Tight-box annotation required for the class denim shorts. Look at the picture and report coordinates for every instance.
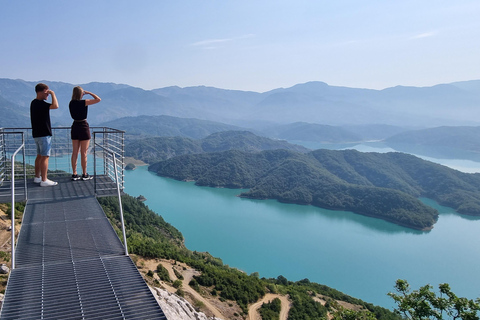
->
[34,136,52,157]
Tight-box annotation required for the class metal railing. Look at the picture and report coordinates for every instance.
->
[92,128,125,195]
[0,127,125,194]
[93,130,128,255]
[0,126,128,267]
[0,130,28,202]
[8,135,25,270]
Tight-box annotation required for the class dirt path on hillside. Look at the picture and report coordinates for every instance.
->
[147,259,227,319]
[145,259,369,320]
[248,293,291,320]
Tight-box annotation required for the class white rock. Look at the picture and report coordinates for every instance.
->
[0,264,9,274]
[150,287,223,320]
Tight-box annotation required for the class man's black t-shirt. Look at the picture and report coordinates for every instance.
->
[30,99,52,138]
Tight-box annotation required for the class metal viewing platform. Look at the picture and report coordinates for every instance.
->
[0,128,167,319]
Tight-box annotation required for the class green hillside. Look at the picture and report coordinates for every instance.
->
[98,194,400,319]
[149,149,480,230]
[102,115,243,139]
[386,126,480,151]
[126,131,309,163]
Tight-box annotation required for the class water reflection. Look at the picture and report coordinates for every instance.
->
[238,196,424,235]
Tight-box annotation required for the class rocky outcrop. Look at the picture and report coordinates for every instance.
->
[151,287,223,320]
[0,264,10,274]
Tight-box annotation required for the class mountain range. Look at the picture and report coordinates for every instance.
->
[2,78,480,129]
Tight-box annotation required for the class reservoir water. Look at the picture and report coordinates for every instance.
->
[123,145,480,309]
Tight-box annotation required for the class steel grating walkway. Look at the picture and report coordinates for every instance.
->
[0,177,167,319]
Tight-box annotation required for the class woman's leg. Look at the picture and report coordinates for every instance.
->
[80,139,91,175]
[71,140,81,175]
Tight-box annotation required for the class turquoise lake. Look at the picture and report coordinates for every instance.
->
[123,146,480,309]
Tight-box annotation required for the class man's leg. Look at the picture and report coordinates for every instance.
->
[40,155,49,182]
[34,155,42,179]
[36,136,57,187]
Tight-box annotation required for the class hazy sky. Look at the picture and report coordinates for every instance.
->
[1,1,479,92]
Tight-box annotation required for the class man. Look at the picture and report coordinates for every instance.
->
[30,83,59,187]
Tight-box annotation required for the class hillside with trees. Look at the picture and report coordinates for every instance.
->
[0,95,29,127]
[149,149,480,230]
[125,131,309,163]
[385,126,480,161]
[97,194,401,320]
[102,115,244,139]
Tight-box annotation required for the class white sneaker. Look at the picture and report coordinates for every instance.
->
[40,179,58,187]
[33,176,42,183]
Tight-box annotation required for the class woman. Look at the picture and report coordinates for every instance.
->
[69,86,101,181]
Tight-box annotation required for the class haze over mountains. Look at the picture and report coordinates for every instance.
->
[3,78,480,162]
[2,78,480,129]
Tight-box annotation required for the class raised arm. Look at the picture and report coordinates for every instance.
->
[48,90,59,109]
[84,91,101,106]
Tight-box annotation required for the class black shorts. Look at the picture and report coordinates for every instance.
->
[71,120,91,141]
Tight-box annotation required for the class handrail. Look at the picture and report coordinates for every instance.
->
[113,153,129,256]
[0,127,125,183]
[10,140,25,270]
[93,139,128,256]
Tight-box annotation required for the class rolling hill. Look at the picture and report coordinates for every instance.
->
[126,131,309,163]
[149,148,480,230]
[102,115,243,139]
[385,126,480,161]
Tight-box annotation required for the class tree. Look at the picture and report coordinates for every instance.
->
[331,308,377,320]
[388,279,480,320]
[328,300,377,320]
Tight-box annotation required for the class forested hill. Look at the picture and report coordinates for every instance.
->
[101,115,244,139]
[126,131,309,163]
[384,126,480,160]
[149,149,480,230]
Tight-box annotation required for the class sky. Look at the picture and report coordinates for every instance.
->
[1,0,479,92]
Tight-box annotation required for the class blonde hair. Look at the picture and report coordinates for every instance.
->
[71,86,84,100]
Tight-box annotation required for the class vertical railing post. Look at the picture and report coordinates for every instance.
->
[22,133,27,201]
[10,141,25,270]
[10,154,15,270]
[93,132,97,196]
[113,153,128,256]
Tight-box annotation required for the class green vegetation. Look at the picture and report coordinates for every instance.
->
[98,194,399,319]
[148,148,480,229]
[125,131,308,163]
[259,298,281,320]
[3,202,26,220]
[156,263,171,282]
[386,126,480,153]
[104,115,243,140]
[98,195,183,259]
[125,163,136,170]
[388,279,480,320]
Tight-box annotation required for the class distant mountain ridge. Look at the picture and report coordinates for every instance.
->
[2,78,480,128]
